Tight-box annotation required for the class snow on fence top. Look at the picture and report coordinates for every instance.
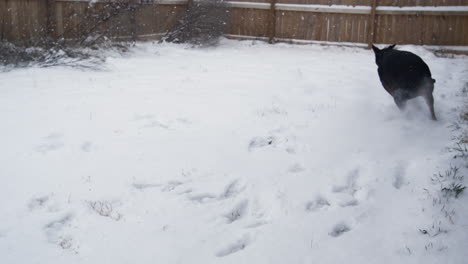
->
[225,2,468,15]
[53,0,468,15]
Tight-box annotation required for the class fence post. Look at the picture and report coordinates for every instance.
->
[268,0,277,44]
[367,0,377,49]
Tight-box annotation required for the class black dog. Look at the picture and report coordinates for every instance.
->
[372,44,437,120]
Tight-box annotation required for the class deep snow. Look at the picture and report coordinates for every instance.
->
[0,39,467,264]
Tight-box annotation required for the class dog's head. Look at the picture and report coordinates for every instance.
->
[372,44,396,66]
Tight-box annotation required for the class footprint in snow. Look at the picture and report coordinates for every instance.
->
[392,162,408,189]
[35,133,64,154]
[329,222,351,237]
[216,235,250,257]
[305,196,330,212]
[81,141,93,152]
[224,200,248,224]
[133,114,154,121]
[133,114,191,130]
[143,120,171,129]
[187,193,217,203]
[88,200,123,221]
[28,194,62,212]
[219,179,245,200]
[285,147,296,154]
[44,133,62,140]
[337,197,359,207]
[188,179,246,203]
[44,213,78,252]
[28,195,50,211]
[161,181,184,192]
[45,214,73,232]
[133,114,170,129]
[132,180,185,192]
[332,168,360,195]
[256,106,288,117]
[248,136,276,151]
[288,163,305,173]
[132,183,161,190]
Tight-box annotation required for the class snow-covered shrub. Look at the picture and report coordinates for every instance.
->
[0,40,118,70]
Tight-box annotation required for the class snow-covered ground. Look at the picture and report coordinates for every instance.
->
[0,39,467,264]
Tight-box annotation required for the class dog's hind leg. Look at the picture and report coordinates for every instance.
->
[393,97,407,111]
[392,89,408,111]
[424,93,437,121]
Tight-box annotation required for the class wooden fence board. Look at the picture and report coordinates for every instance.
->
[227,7,270,37]
[275,11,369,42]
[373,13,468,45]
[0,0,5,40]
[0,0,48,42]
[136,4,159,36]
[151,5,186,35]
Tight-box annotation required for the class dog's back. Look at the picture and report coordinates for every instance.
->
[378,49,434,96]
[372,44,437,120]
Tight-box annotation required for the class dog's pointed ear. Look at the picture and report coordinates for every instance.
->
[371,45,380,53]
[388,44,396,49]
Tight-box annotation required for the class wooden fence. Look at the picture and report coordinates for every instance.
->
[1,0,468,51]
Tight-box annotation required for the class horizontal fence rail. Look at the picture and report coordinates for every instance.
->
[1,0,467,52]
[227,1,468,15]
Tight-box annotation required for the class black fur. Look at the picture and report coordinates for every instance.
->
[372,44,437,120]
